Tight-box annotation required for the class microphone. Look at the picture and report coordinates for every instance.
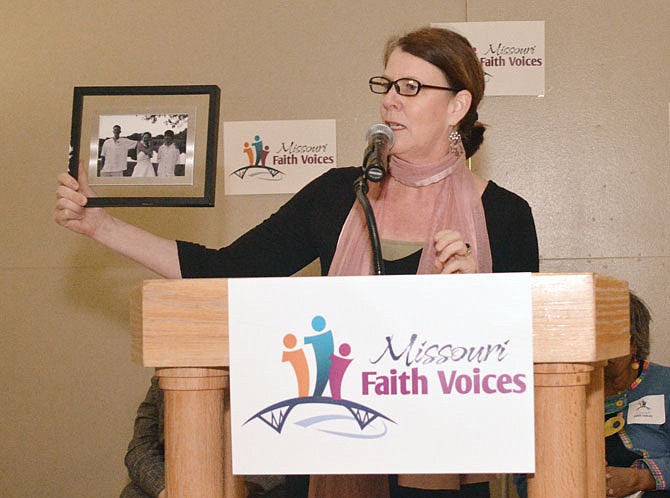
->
[363,123,394,182]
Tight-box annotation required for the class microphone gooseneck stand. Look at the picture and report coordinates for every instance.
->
[354,172,385,276]
[355,123,394,276]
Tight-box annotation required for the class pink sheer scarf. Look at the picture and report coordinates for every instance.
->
[328,145,492,276]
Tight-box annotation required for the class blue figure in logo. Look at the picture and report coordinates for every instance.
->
[304,315,334,397]
[252,135,264,166]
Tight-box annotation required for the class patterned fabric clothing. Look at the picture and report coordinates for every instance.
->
[120,377,287,497]
[606,361,670,491]
[121,377,165,497]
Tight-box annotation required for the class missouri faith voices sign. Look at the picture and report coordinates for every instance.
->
[228,273,535,475]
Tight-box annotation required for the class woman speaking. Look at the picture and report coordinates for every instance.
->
[55,26,539,498]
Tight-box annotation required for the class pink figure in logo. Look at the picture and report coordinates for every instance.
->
[281,333,310,397]
[260,145,270,167]
[328,342,353,400]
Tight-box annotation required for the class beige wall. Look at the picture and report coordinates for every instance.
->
[1,1,668,496]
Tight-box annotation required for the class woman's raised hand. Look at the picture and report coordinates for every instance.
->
[53,163,109,238]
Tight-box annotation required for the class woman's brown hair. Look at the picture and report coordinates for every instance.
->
[384,27,486,158]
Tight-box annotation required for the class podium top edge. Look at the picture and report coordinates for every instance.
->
[137,272,625,283]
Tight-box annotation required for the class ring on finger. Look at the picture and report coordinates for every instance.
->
[463,243,471,257]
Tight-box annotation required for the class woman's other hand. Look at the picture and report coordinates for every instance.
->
[605,465,655,497]
[433,229,476,274]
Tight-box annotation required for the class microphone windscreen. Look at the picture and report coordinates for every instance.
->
[365,123,394,147]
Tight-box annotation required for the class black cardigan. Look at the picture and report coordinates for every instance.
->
[178,167,539,277]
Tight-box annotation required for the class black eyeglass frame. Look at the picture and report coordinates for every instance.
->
[368,76,460,96]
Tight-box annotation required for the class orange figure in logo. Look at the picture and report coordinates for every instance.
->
[243,142,254,166]
[281,333,310,397]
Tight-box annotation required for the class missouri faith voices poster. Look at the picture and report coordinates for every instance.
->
[228,273,535,475]
[223,119,336,195]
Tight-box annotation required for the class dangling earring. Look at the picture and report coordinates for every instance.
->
[449,129,462,156]
[631,357,640,371]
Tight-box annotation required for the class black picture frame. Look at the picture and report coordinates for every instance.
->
[69,85,220,207]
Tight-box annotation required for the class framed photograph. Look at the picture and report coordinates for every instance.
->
[69,85,220,207]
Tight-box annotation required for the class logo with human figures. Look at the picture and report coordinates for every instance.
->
[635,399,651,412]
[230,134,284,180]
[244,315,395,438]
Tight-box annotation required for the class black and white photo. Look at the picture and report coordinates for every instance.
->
[69,85,219,207]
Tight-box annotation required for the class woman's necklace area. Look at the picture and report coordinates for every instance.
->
[605,391,628,415]
[604,391,628,437]
[603,365,644,437]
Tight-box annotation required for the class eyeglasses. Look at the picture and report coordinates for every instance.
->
[369,76,459,96]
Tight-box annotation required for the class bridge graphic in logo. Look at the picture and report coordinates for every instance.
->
[230,134,284,179]
[244,315,394,436]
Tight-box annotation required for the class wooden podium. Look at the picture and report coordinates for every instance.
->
[130,273,629,498]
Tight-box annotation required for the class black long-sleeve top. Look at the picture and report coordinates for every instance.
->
[177,167,539,277]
